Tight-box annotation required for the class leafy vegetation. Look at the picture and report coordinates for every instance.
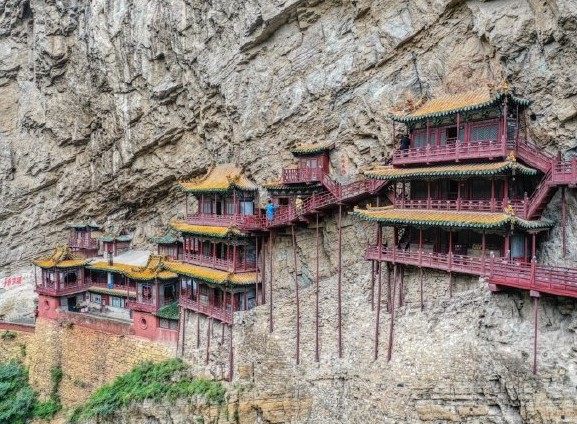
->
[70,359,226,422]
[1,330,17,340]
[0,362,36,424]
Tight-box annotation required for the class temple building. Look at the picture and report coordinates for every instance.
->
[67,220,101,258]
[168,164,262,325]
[355,86,576,301]
[33,247,90,319]
[150,229,183,260]
[99,233,133,257]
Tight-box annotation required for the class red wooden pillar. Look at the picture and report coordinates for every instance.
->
[269,231,274,333]
[315,213,320,362]
[181,308,186,356]
[457,181,461,210]
[427,181,431,208]
[255,238,259,305]
[491,178,496,211]
[261,236,266,305]
[532,291,540,374]
[229,324,234,381]
[185,193,189,217]
[213,242,217,266]
[292,225,300,364]
[419,268,424,311]
[205,317,211,364]
[504,177,509,206]
[337,203,343,358]
[387,265,397,362]
[456,112,461,141]
[55,268,60,291]
[232,244,237,272]
[393,227,398,263]
[504,233,510,259]
[481,231,486,273]
[532,233,537,258]
[374,224,383,360]
[562,187,567,257]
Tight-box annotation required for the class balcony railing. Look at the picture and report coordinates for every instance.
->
[366,246,577,298]
[185,213,266,231]
[68,237,99,250]
[127,297,175,313]
[281,167,323,184]
[179,297,233,324]
[36,280,90,296]
[182,252,257,272]
[393,139,507,166]
[89,281,136,295]
[393,198,527,218]
[551,158,577,185]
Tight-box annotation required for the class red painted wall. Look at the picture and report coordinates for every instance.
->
[38,295,60,320]
[56,311,134,335]
[0,322,35,333]
[132,311,177,344]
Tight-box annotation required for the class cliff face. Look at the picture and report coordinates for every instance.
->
[2,0,577,422]
[2,0,577,269]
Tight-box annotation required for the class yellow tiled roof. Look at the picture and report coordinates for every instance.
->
[408,90,492,118]
[88,256,177,281]
[163,261,257,286]
[290,142,333,156]
[390,87,530,123]
[354,206,552,230]
[169,221,246,238]
[364,161,537,180]
[178,164,259,193]
[33,247,89,269]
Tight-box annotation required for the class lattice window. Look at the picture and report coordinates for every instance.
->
[470,124,498,142]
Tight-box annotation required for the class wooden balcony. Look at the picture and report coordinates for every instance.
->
[36,280,90,297]
[179,297,233,324]
[127,298,175,313]
[551,158,577,185]
[69,237,99,250]
[183,252,257,272]
[281,167,323,184]
[392,139,507,166]
[366,246,577,299]
[186,213,266,231]
[89,281,137,296]
[393,198,527,218]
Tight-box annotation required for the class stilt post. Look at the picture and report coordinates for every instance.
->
[337,203,343,358]
[315,213,320,362]
[292,225,300,365]
[387,265,397,362]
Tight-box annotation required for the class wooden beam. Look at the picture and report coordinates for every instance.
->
[387,265,397,362]
[315,213,320,363]
[292,225,300,365]
[269,231,274,333]
[337,203,343,358]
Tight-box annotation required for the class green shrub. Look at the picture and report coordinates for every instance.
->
[70,359,226,422]
[0,362,37,424]
[0,330,16,340]
[33,399,61,420]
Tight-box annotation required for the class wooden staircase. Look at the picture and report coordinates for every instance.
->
[525,169,558,219]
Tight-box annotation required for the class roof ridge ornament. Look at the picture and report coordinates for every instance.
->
[507,151,517,162]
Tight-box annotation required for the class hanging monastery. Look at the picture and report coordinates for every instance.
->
[33,85,577,377]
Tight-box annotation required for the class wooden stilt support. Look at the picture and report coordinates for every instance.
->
[374,259,383,360]
[449,272,453,298]
[176,308,182,356]
[196,314,200,348]
[205,318,211,365]
[261,236,266,305]
[292,225,300,365]
[419,268,424,311]
[370,261,375,311]
[387,265,398,362]
[337,203,343,358]
[315,213,320,363]
[531,290,540,374]
[221,321,225,344]
[399,266,404,307]
[387,264,392,313]
[229,325,234,381]
[255,236,260,305]
[562,187,567,258]
[269,231,274,333]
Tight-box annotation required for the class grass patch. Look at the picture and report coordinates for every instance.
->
[70,359,226,422]
[1,330,17,340]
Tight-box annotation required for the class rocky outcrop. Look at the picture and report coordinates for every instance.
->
[2,0,577,422]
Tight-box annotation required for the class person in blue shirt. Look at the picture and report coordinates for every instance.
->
[266,199,278,221]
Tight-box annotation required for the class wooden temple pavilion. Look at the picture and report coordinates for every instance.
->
[33,247,90,319]
[99,233,133,257]
[150,230,183,260]
[86,255,179,342]
[171,164,262,325]
[68,220,101,257]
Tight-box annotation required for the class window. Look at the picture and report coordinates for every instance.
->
[413,131,427,148]
[470,124,498,142]
[239,200,254,215]
[202,201,213,214]
[225,199,236,215]
[410,181,428,200]
[141,284,152,301]
[278,197,289,206]
[91,293,102,304]
[111,297,123,308]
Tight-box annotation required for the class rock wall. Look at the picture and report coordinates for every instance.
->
[2,0,577,422]
[27,317,172,407]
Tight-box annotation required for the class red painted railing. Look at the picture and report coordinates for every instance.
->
[366,246,577,298]
[392,139,507,166]
[179,297,233,324]
[183,253,257,272]
[186,213,266,231]
[394,198,521,213]
[514,140,554,173]
[551,158,577,185]
[525,168,554,219]
[127,297,175,313]
[36,280,90,296]
[282,168,323,184]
